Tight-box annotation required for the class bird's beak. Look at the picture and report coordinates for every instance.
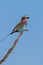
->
[27,16,29,19]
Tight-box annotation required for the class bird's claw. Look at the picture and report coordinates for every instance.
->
[25,29,29,32]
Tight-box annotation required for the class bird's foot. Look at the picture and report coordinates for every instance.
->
[24,29,29,32]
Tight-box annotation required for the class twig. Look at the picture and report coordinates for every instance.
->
[0,32,23,64]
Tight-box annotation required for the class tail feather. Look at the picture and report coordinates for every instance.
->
[0,33,11,43]
[0,30,16,43]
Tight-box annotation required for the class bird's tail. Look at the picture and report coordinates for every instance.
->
[0,32,13,43]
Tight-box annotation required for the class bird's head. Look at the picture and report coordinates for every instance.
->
[21,16,29,22]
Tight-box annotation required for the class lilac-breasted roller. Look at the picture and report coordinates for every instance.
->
[0,16,29,42]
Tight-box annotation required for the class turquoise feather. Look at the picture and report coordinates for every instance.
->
[18,25,26,32]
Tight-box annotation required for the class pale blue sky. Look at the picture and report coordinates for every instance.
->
[0,0,43,65]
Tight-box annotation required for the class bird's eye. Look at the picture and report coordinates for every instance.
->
[23,17,25,18]
[22,17,25,20]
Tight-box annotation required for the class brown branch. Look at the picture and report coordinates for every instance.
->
[0,32,23,64]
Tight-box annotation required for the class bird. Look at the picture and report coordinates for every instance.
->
[0,16,29,43]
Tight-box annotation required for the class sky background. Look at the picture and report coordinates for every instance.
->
[0,0,43,65]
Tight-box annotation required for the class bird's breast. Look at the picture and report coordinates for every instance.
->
[18,25,26,32]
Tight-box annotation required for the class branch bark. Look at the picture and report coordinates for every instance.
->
[0,32,23,64]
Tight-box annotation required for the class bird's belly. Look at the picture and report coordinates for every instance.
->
[18,25,26,32]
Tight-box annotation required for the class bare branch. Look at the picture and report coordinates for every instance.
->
[0,32,23,64]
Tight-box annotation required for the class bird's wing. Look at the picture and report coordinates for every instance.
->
[12,22,25,32]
